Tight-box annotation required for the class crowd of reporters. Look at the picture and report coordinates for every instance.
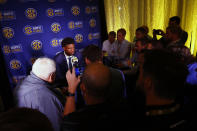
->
[1,16,197,130]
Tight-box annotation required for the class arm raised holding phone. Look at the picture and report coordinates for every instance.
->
[63,67,80,116]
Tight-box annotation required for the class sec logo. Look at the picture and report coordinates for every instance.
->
[71,6,80,16]
[85,6,91,14]
[31,40,42,50]
[51,39,58,47]
[10,59,21,70]
[2,27,14,39]
[88,33,93,40]
[89,19,96,28]
[75,34,83,43]
[47,8,54,17]
[68,21,74,29]
[3,45,11,54]
[24,25,33,35]
[25,8,37,19]
[51,38,61,47]
[51,22,61,33]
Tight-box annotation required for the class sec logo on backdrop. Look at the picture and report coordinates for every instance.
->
[85,6,91,14]
[10,45,23,53]
[68,21,75,29]
[75,34,83,43]
[0,11,16,21]
[3,45,11,54]
[2,27,14,39]
[88,33,93,41]
[47,8,64,17]
[89,18,96,28]
[31,40,42,50]
[25,8,37,19]
[51,22,61,33]
[88,32,100,41]
[68,21,83,30]
[24,25,33,35]
[51,38,58,47]
[23,25,43,35]
[47,8,54,17]
[51,38,62,47]
[71,6,80,16]
[10,59,21,70]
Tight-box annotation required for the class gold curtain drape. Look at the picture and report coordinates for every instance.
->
[104,0,197,55]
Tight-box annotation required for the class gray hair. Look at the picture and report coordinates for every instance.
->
[32,57,56,80]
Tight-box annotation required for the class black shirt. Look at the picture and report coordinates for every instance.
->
[62,102,132,131]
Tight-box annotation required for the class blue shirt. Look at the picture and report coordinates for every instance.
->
[186,62,197,85]
[113,40,133,67]
[14,72,64,131]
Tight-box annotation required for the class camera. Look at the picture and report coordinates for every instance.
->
[153,29,162,35]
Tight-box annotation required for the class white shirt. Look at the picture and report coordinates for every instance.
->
[102,40,116,56]
[64,52,78,68]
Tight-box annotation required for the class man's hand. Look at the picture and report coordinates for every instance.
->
[157,29,165,36]
[153,29,165,39]
[66,67,80,94]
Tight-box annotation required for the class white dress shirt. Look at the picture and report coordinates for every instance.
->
[64,52,76,69]
[102,40,116,56]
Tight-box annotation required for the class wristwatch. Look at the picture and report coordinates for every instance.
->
[66,91,75,97]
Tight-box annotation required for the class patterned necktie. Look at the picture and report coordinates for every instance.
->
[68,56,72,72]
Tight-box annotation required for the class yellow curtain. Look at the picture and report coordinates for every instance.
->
[104,0,197,55]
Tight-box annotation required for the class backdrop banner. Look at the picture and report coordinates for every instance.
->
[0,0,101,88]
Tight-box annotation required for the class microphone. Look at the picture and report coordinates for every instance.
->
[71,56,80,76]
[71,56,84,76]
[72,56,79,68]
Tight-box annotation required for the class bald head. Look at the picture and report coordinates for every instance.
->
[82,63,111,99]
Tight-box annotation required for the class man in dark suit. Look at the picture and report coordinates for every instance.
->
[54,37,79,87]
